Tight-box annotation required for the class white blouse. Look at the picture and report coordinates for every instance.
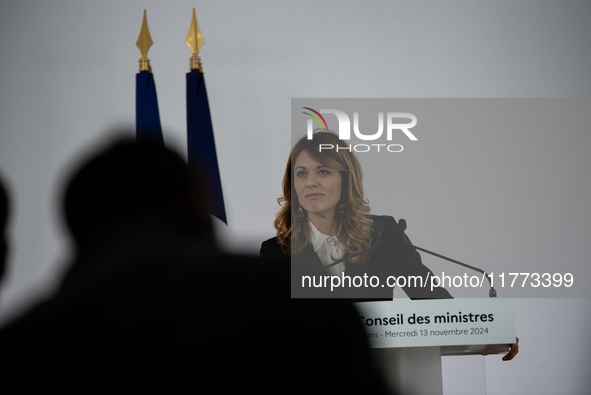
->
[309,221,345,276]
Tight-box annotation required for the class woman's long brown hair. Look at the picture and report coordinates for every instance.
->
[274,132,373,264]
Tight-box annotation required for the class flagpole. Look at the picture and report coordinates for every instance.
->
[136,10,153,73]
[185,8,205,72]
[135,10,164,144]
[185,8,227,224]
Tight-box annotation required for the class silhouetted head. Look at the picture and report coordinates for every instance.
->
[62,138,213,257]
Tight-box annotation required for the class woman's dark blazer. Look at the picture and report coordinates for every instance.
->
[260,215,453,300]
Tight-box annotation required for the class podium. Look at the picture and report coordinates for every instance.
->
[354,299,516,394]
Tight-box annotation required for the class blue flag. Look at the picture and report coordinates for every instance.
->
[136,71,164,145]
[186,70,226,224]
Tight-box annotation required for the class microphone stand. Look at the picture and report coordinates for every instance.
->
[398,219,497,298]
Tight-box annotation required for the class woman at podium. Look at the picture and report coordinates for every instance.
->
[261,131,452,300]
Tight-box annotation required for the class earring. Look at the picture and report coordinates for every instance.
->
[297,206,304,221]
[337,203,346,218]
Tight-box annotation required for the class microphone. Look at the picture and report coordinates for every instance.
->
[398,218,498,298]
[324,220,383,268]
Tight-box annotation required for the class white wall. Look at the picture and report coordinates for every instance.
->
[1,1,590,394]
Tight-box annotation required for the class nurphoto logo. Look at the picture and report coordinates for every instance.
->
[302,107,418,153]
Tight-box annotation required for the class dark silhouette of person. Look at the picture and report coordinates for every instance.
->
[0,138,389,394]
[0,139,277,392]
[58,137,215,287]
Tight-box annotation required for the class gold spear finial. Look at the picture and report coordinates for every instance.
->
[185,8,206,72]
[136,10,154,72]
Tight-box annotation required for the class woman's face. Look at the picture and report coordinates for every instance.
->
[293,150,342,220]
